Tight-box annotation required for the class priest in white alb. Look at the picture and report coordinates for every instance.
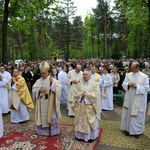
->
[32,67,61,136]
[58,66,68,106]
[121,62,149,138]
[101,67,113,110]
[72,68,101,142]
[65,64,83,116]
[0,65,11,114]
[9,68,34,123]
[90,65,102,86]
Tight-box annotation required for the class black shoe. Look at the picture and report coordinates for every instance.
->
[19,120,28,124]
[76,138,84,142]
[134,135,140,138]
[88,139,95,143]
[124,131,129,136]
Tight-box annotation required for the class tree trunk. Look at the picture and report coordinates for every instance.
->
[97,32,100,58]
[33,28,39,60]
[2,0,10,64]
[104,14,108,59]
[18,31,23,59]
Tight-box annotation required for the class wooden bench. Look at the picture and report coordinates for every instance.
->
[113,91,150,106]
[113,94,125,106]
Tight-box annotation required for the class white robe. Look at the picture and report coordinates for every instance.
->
[65,70,83,116]
[0,71,11,113]
[58,70,68,104]
[10,83,29,123]
[121,72,149,135]
[101,73,113,110]
[33,78,60,136]
[0,105,3,138]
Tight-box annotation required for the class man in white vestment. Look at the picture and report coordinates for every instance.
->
[110,66,120,94]
[0,105,3,138]
[90,66,102,86]
[72,68,101,142]
[58,66,68,108]
[101,67,113,110]
[0,66,11,114]
[65,64,83,116]
[121,62,149,138]
[32,67,61,136]
[9,68,34,123]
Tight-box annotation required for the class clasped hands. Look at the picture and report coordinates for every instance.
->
[39,87,46,93]
[128,82,137,88]
[82,91,87,99]
[72,80,79,84]
[12,77,16,83]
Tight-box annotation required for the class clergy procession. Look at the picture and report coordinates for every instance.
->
[0,58,150,148]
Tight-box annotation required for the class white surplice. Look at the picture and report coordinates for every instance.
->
[0,71,11,113]
[121,72,149,135]
[101,73,114,110]
[58,70,68,104]
[65,69,83,116]
[10,83,29,123]
[0,105,3,138]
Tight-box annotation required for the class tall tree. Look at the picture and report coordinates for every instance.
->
[93,0,112,58]
[2,0,10,64]
[60,0,77,61]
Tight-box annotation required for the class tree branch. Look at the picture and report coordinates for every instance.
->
[143,0,148,6]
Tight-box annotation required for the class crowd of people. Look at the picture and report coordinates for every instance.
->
[0,58,150,142]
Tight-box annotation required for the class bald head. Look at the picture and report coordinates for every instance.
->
[131,62,140,73]
[145,64,149,69]
[75,64,82,73]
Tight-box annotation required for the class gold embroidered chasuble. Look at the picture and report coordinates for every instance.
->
[72,79,101,134]
[9,75,34,110]
[32,76,61,127]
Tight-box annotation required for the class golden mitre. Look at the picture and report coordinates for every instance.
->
[39,61,50,69]
[40,67,49,73]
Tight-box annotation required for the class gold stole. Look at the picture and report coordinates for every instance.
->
[47,91,55,124]
[124,72,144,117]
[95,73,99,82]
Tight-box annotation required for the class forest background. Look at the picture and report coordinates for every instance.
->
[0,0,150,63]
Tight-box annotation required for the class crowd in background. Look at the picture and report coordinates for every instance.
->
[1,58,150,92]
